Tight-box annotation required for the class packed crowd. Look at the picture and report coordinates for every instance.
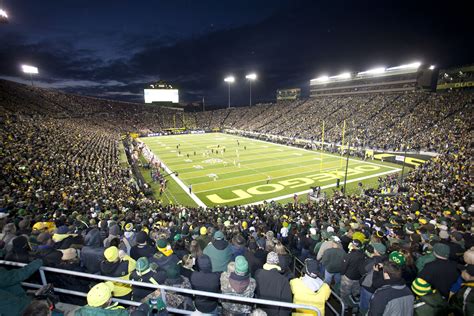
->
[0,79,473,316]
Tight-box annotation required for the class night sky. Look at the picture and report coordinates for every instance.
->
[0,0,472,107]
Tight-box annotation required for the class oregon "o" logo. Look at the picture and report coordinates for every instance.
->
[247,184,285,195]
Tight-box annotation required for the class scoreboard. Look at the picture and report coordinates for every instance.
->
[277,88,301,101]
[144,89,179,103]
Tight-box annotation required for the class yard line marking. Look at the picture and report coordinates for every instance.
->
[245,168,402,206]
[230,133,400,170]
[194,164,367,193]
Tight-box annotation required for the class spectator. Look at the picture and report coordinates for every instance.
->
[5,236,32,263]
[0,259,43,316]
[340,239,365,311]
[203,230,233,273]
[100,246,136,300]
[34,232,63,267]
[81,228,105,274]
[178,254,195,280]
[149,239,179,273]
[419,243,459,298]
[359,242,387,314]
[196,226,211,250]
[290,259,331,315]
[320,236,345,287]
[411,278,448,316]
[190,254,220,314]
[255,252,292,316]
[221,256,256,315]
[130,231,155,260]
[163,264,192,309]
[368,261,414,316]
[130,257,166,302]
[450,263,474,316]
[73,281,128,315]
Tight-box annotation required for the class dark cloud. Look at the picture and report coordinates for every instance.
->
[0,0,472,106]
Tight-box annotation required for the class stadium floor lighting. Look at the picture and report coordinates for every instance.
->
[311,75,329,82]
[387,62,421,71]
[245,73,257,106]
[330,72,351,79]
[21,64,39,86]
[224,76,235,108]
[0,8,7,19]
[358,67,386,76]
[429,65,435,70]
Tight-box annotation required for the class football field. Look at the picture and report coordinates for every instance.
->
[139,133,402,207]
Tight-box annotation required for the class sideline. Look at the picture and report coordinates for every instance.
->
[245,168,401,206]
[139,139,207,208]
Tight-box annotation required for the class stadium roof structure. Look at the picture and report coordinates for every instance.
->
[310,62,422,86]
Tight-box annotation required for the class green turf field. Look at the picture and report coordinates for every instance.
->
[139,133,403,207]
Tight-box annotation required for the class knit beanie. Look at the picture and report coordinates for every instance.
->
[433,243,450,259]
[266,251,279,265]
[235,256,249,276]
[411,278,432,296]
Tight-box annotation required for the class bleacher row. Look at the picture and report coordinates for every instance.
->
[0,79,473,316]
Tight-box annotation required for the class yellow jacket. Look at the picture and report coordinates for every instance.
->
[112,256,136,297]
[289,278,331,316]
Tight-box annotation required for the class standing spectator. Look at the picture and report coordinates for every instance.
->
[243,239,266,277]
[73,281,128,315]
[450,263,474,316]
[0,259,43,316]
[81,228,105,274]
[130,257,166,302]
[321,236,346,287]
[100,246,136,300]
[163,264,192,310]
[130,231,155,260]
[358,243,387,314]
[368,261,414,316]
[340,239,365,311]
[196,226,211,250]
[203,230,232,273]
[254,252,292,316]
[290,259,331,316]
[190,255,220,314]
[221,256,256,315]
[411,278,448,316]
[103,224,121,248]
[149,239,179,273]
[419,243,459,298]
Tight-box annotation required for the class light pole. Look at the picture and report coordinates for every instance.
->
[245,73,257,106]
[224,76,235,108]
[21,65,39,86]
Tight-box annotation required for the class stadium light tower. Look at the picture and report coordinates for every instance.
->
[21,65,39,86]
[224,76,235,108]
[245,73,257,106]
[0,8,8,23]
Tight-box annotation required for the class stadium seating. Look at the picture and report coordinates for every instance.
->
[0,79,473,315]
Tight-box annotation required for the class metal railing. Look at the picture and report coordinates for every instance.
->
[287,248,345,316]
[0,260,321,316]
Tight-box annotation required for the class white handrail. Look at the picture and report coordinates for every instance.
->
[0,260,321,315]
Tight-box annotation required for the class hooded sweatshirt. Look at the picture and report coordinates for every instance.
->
[190,255,220,313]
[81,228,105,274]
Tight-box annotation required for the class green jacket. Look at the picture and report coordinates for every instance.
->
[203,242,232,273]
[74,305,129,316]
[0,259,43,316]
[450,282,474,316]
[413,291,449,316]
[415,252,435,273]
